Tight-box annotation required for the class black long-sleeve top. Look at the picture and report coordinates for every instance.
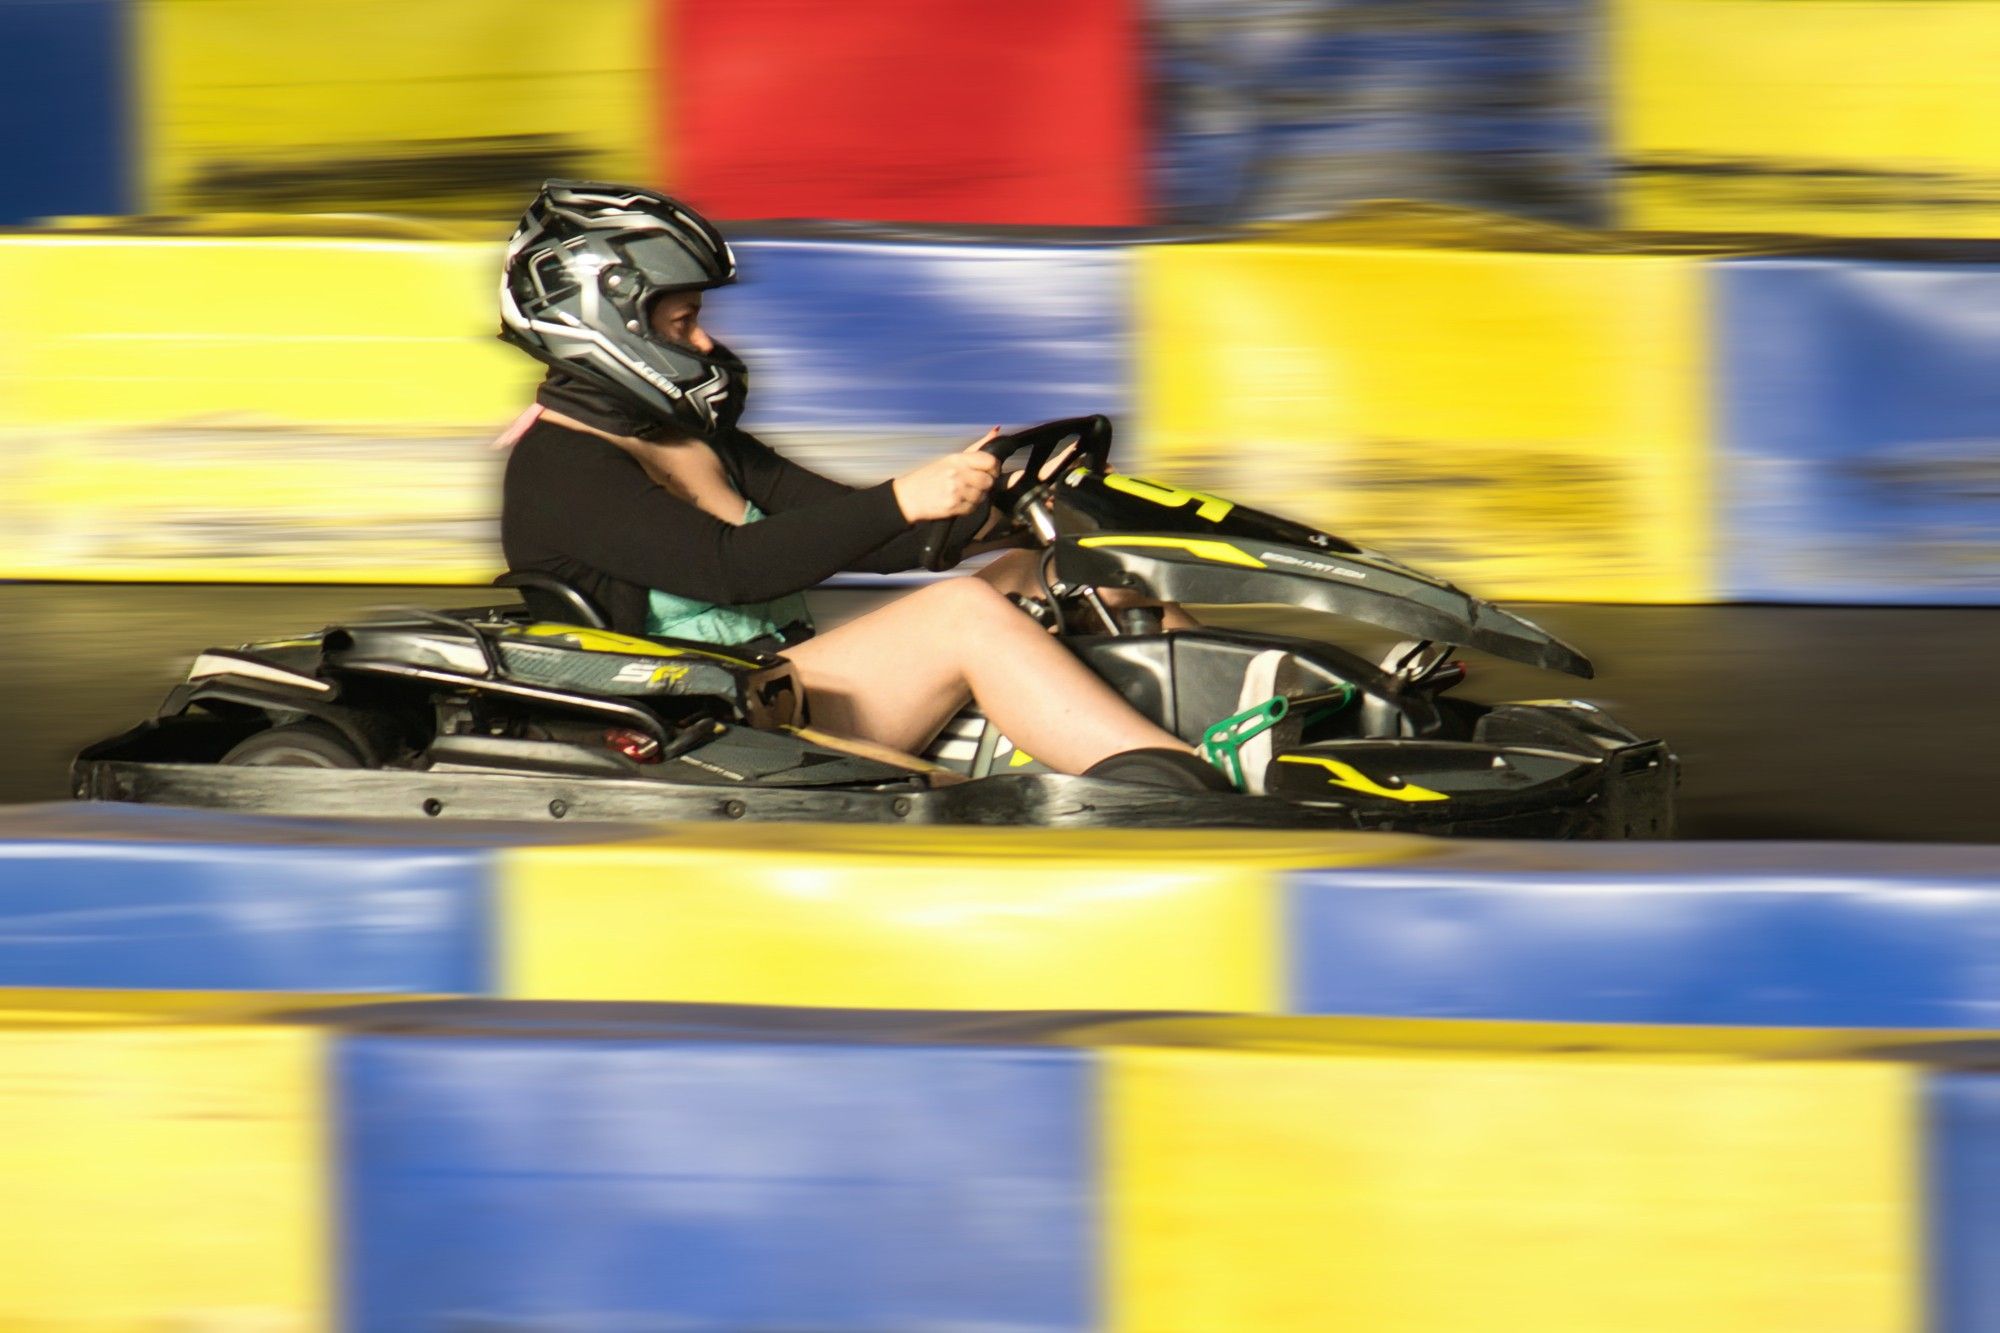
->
[501,417,975,637]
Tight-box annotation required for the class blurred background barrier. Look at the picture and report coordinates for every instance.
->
[1137,235,1715,602]
[718,237,1134,483]
[1151,0,1607,228]
[137,0,652,218]
[8,805,2000,1019]
[3,0,1996,602]
[1614,0,2000,239]
[0,0,130,226]
[670,0,1143,226]
[1717,256,2000,604]
[3,991,1978,1331]
[0,233,531,582]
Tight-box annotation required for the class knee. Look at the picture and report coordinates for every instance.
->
[974,548,1042,596]
[922,573,1017,628]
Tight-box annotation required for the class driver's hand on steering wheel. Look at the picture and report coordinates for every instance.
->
[892,428,1001,523]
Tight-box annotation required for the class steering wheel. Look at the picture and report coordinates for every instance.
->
[917,415,1114,572]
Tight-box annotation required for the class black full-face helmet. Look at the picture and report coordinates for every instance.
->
[499,180,744,437]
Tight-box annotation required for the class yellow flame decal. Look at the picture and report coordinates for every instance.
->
[1277,754,1450,802]
[1077,536,1267,569]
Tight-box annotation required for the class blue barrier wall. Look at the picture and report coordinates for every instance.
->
[1717,257,2000,604]
[1287,843,2000,1027]
[1931,1069,2000,1333]
[0,803,626,994]
[0,0,131,225]
[1150,0,1605,227]
[336,1005,1097,1331]
[720,239,1131,431]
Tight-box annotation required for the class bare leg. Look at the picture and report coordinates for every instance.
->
[782,575,1188,772]
[973,549,1199,630]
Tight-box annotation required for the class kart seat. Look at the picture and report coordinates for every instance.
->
[494,570,611,629]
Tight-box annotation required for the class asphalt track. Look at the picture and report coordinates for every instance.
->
[1,582,1992,842]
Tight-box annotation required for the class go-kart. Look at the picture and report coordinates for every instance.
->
[73,416,1675,837]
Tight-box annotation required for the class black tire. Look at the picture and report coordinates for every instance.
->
[220,720,367,769]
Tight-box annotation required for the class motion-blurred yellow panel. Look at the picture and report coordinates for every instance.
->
[1108,1047,1916,1333]
[0,427,504,581]
[0,237,528,427]
[1137,242,1712,602]
[501,825,1426,1010]
[139,0,654,216]
[0,235,528,578]
[1615,0,2000,236]
[0,1022,329,1330]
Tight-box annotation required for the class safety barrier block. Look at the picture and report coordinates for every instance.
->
[668,0,1142,225]
[0,803,588,993]
[1930,1066,2000,1333]
[1284,842,2000,1028]
[0,234,529,580]
[1137,239,1714,601]
[1716,257,2000,603]
[1614,0,2000,238]
[335,1001,1098,1331]
[725,239,1131,430]
[0,0,131,225]
[0,236,525,429]
[0,995,331,1330]
[1150,0,1606,227]
[137,0,651,216]
[499,824,1429,1011]
[1106,1037,1918,1333]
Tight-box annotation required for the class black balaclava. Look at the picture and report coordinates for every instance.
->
[534,342,751,442]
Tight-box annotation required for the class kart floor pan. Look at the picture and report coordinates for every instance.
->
[72,759,1632,836]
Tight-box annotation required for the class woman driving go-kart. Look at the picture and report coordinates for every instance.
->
[496,180,1235,792]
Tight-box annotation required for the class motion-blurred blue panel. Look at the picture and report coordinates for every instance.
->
[0,0,130,224]
[339,1019,1096,1330]
[1150,0,1606,226]
[1931,1071,2000,1333]
[1718,258,2000,603]
[0,832,492,992]
[1287,843,2000,1027]
[716,239,1129,430]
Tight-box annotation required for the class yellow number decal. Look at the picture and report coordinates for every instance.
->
[1103,474,1236,523]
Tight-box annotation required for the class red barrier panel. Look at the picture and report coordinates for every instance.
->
[666,0,1142,225]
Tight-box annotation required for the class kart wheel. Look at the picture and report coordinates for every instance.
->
[220,721,367,769]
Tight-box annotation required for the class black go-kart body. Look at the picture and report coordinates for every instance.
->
[73,417,1676,837]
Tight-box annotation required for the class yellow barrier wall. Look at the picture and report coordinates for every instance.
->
[138,0,654,217]
[1109,1043,1918,1333]
[500,825,1428,1010]
[1137,242,1713,603]
[0,236,529,581]
[0,996,330,1330]
[1615,0,2000,237]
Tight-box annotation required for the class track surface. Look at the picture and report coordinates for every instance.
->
[2,583,1992,842]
